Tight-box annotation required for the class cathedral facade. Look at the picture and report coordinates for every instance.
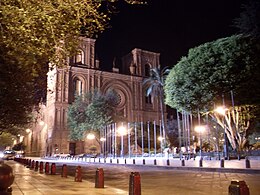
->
[25,37,166,157]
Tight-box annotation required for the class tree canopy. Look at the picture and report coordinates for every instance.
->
[0,0,145,134]
[0,132,14,150]
[165,34,260,113]
[67,89,119,141]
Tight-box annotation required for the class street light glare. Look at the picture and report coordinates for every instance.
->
[117,126,127,136]
[87,133,95,140]
[194,125,206,133]
[158,136,164,141]
[215,106,227,115]
[100,137,106,142]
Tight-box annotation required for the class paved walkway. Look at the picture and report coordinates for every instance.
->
[4,159,260,195]
[8,161,128,195]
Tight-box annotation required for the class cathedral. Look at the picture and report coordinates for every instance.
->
[24,37,166,157]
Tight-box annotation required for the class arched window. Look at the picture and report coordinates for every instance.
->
[75,49,84,64]
[73,78,83,96]
[145,64,150,77]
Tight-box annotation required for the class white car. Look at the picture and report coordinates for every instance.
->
[3,150,16,160]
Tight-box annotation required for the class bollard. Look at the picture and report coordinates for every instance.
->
[110,159,112,163]
[199,158,203,167]
[181,159,185,166]
[167,159,170,166]
[75,166,82,182]
[143,159,145,165]
[31,160,35,170]
[129,172,141,195]
[23,158,27,166]
[245,158,251,168]
[154,159,157,165]
[45,162,49,174]
[239,180,250,195]
[0,162,15,195]
[229,180,240,194]
[39,162,44,174]
[35,161,39,171]
[61,164,67,178]
[125,159,127,164]
[95,168,104,188]
[25,159,28,165]
[117,159,119,164]
[228,180,250,195]
[220,159,225,168]
[51,163,56,175]
[133,159,136,165]
[27,159,31,168]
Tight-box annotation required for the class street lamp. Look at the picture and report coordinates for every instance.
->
[195,125,205,159]
[215,106,229,160]
[117,126,127,158]
[86,133,95,140]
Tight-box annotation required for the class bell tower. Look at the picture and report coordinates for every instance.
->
[121,48,160,76]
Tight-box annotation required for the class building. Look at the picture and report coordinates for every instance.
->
[25,37,166,157]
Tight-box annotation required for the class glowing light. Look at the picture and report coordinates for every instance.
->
[215,106,228,115]
[26,129,31,133]
[195,125,206,133]
[158,136,164,141]
[100,137,106,142]
[117,126,127,136]
[39,121,44,126]
[87,133,95,140]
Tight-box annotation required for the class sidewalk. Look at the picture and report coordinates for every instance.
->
[8,161,128,195]
[5,159,260,195]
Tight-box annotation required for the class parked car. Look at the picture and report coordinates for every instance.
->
[2,150,16,160]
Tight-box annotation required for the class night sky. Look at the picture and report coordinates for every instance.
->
[95,0,246,70]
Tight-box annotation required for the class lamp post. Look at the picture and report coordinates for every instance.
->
[215,106,229,160]
[117,126,127,158]
[194,125,205,159]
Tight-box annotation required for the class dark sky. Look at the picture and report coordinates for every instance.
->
[95,0,245,70]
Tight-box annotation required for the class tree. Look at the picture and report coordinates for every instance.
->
[0,132,14,150]
[1,0,144,67]
[67,89,119,141]
[12,142,26,151]
[165,35,260,153]
[0,0,145,133]
[165,34,260,113]
[143,66,170,147]
[210,106,254,153]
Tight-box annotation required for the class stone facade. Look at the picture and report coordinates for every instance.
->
[25,37,166,157]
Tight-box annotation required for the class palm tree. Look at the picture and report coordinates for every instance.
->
[143,65,170,148]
